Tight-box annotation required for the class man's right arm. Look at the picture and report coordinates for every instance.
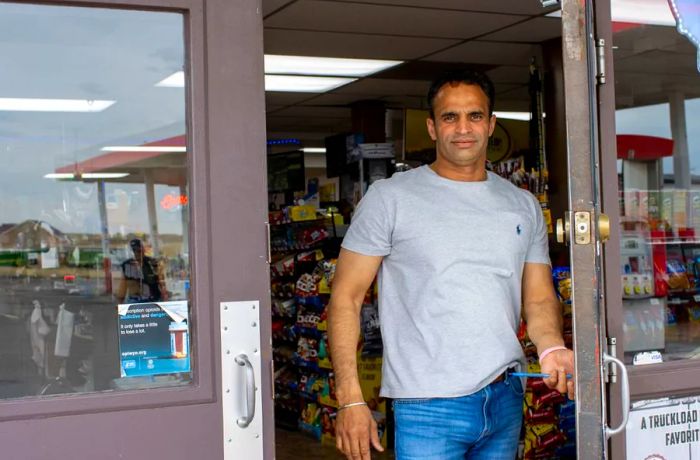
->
[328,248,384,459]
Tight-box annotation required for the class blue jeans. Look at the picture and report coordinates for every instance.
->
[393,374,524,459]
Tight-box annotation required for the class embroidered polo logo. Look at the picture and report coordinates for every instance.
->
[517,224,522,235]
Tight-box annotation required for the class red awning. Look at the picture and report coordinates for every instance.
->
[616,134,674,160]
[54,134,186,185]
[56,135,185,174]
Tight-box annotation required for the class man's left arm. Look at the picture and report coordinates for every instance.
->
[522,262,575,399]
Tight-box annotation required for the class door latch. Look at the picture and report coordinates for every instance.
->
[598,213,610,242]
[557,212,609,245]
[574,212,591,245]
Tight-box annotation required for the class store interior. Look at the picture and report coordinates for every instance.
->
[263,1,573,458]
[262,1,700,458]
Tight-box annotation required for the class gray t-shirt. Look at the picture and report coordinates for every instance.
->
[341,165,550,398]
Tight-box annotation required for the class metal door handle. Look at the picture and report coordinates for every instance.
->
[235,353,256,428]
[604,352,630,438]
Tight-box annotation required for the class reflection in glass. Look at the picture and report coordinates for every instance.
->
[614,2,700,364]
[0,4,190,398]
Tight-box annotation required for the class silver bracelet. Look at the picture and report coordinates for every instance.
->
[338,401,368,412]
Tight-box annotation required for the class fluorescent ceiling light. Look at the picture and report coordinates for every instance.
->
[156,71,185,87]
[265,75,357,93]
[546,0,676,26]
[101,146,186,152]
[44,172,129,179]
[494,111,532,121]
[302,147,327,153]
[265,55,403,77]
[44,173,75,180]
[158,56,401,90]
[82,172,130,179]
[0,98,115,112]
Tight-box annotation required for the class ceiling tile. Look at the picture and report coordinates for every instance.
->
[270,105,351,118]
[493,99,529,112]
[480,17,561,43]
[333,78,429,96]
[380,94,428,109]
[486,65,530,84]
[496,85,530,100]
[264,0,524,39]
[495,83,526,94]
[320,0,555,16]
[264,29,459,60]
[265,91,317,107]
[299,92,367,106]
[372,61,496,80]
[263,0,296,17]
[429,41,538,66]
[265,104,286,112]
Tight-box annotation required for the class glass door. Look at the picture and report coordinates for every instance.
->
[558,0,631,457]
[0,1,272,458]
[597,0,700,458]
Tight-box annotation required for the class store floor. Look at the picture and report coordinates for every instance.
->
[275,428,395,459]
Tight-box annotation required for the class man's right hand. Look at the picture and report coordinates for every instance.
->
[335,404,384,459]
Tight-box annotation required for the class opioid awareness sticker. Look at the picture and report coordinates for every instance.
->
[627,397,700,459]
[117,300,190,377]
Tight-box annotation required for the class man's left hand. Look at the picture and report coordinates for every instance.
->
[540,348,575,400]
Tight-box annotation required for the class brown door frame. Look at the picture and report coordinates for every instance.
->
[559,0,608,457]
[0,1,273,458]
[205,0,273,456]
[594,0,627,457]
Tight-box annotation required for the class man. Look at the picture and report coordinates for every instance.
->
[328,69,574,460]
[116,239,167,303]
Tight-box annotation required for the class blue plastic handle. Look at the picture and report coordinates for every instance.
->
[509,372,573,379]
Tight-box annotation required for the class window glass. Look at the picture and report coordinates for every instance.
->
[613,0,700,364]
[0,3,191,398]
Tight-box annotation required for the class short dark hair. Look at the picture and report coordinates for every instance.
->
[427,69,495,118]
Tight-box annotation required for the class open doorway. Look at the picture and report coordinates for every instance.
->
[262,1,574,458]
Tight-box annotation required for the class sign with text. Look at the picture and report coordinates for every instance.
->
[118,301,190,377]
[626,397,700,459]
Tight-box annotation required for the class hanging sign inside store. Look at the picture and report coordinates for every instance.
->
[117,300,190,377]
[626,397,700,459]
[486,122,512,163]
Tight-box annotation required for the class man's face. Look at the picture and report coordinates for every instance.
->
[426,83,496,169]
[131,245,143,258]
